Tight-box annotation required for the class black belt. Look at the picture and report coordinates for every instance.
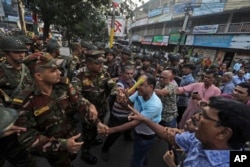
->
[135,132,156,140]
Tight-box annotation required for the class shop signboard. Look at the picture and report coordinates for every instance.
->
[185,35,194,45]
[152,35,169,46]
[169,33,186,45]
[193,35,233,48]
[193,2,225,16]
[224,0,249,11]
[141,36,153,45]
[229,35,250,50]
[193,25,219,34]
[148,8,162,18]
[193,34,250,50]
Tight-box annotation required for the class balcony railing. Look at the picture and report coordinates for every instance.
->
[131,22,250,36]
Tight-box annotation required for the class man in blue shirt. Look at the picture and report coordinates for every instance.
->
[98,74,162,167]
[177,63,195,123]
[129,96,250,167]
[220,72,235,95]
[232,70,247,86]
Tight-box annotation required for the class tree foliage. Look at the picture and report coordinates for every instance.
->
[27,0,139,41]
[27,0,109,40]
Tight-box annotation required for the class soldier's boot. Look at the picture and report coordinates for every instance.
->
[81,149,97,165]
[93,138,103,145]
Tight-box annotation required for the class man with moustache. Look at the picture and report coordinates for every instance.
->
[75,50,118,164]
[13,53,104,167]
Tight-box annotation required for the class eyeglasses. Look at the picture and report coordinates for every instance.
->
[192,109,221,126]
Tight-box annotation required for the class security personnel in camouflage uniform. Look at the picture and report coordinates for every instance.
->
[117,47,134,77]
[67,42,82,79]
[134,54,156,80]
[46,39,72,78]
[75,50,118,164]
[0,36,36,167]
[12,53,106,167]
[104,48,119,79]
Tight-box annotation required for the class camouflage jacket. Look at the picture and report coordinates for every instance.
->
[13,78,92,153]
[75,66,117,111]
[0,61,33,102]
[65,54,81,79]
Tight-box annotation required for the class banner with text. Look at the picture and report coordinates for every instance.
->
[152,35,169,46]
[108,16,125,37]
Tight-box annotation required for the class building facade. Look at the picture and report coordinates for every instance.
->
[130,0,250,67]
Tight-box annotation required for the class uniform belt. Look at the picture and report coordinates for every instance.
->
[135,132,156,140]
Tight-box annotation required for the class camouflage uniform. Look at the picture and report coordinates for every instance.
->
[75,50,117,164]
[134,54,156,80]
[0,36,36,167]
[13,53,96,167]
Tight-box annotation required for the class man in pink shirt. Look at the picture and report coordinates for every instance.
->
[177,69,221,128]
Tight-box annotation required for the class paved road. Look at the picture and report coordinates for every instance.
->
[4,113,169,167]
[4,47,169,167]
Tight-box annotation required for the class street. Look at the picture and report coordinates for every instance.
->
[4,46,169,167]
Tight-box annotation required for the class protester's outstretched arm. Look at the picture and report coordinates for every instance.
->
[163,150,177,167]
[128,105,183,146]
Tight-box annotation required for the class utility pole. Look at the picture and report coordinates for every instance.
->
[176,3,193,53]
[17,0,26,34]
[109,1,116,48]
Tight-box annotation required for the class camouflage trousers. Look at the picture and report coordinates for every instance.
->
[0,134,37,167]
[81,106,108,151]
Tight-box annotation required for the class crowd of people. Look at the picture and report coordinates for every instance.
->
[0,33,250,167]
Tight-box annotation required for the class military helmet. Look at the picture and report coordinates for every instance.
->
[168,53,181,62]
[81,41,90,48]
[94,42,105,50]
[46,39,60,53]
[142,54,153,62]
[121,47,132,56]
[0,36,27,52]
[105,48,116,56]
[135,53,143,59]
[153,51,161,59]
[86,44,98,50]
[17,35,33,45]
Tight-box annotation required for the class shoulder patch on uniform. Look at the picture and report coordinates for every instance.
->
[34,106,50,116]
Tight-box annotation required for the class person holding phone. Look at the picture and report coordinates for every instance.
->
[177,69,221,129]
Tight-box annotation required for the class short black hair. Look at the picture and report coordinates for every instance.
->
[144,73,156,89]
[238,82,250,96]
[205,69,218,78]
[183,63,196,70]
[166,67,177,76]
[208,96,250,149]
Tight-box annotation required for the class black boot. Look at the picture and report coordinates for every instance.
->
[81,150,97,165]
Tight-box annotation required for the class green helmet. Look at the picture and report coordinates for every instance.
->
[46,39,60,53]
[81,41,90,48]
[121,47,132,56]
[17,35,33,45]
[0,36,27,52]
[135,53,143,59]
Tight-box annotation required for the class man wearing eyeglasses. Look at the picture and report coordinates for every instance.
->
[129,96,250,167]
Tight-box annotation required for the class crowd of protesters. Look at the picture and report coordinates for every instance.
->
[0,32,250,167]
